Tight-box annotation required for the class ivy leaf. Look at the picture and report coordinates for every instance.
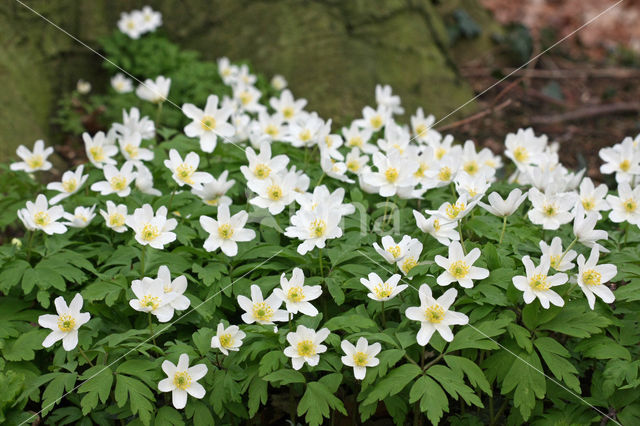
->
[78,366,113,415]
[297,380,347,426]
[534,337,581,393]
[362,364,422,406]
[501,350,546,420]
[409,375,449,425]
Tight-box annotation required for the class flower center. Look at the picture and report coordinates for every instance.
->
[176,164,195,184]
[373,282,393,299]
[173,371,192,390]
[141,224,160,241]
[265,124,279,137]
[581,197,595,211]
[549,255,561,269]
[384,167,399,183]
[347,159,360,172]
[619,159,631,172]
[252,302,274,322]
[27,155,44,169]
[463,160,479,175]
[296,340,316,357]
[445,202,465,219]
[267,184,283,200]
[623,198,637,213]
[282,106,294,119]
[529,273,550,291]
[370,115,383,129]
[205,197,221,206]
[582,269,602,286]
[387,245,402,259]
[254,164,271,179]
[286,286,305,302]
[353,351,369,366]
[239,91,252,106]
[218,223,234,239]
[34,211,51,227]
[425,305,445,323]
[433,218,441,231]
[124,143,139,158]
[401,257,417,274]
[542,203,556,217]
[309,219,327,238]
[438,166,452,181]
[415,124,427,137]
[57,314,76,332]
[110,175,128,191]
[62,178,78,193]
[89,146,104,162]
[139,295,160,310]
[348,136,363,147]
[435,147,447,159]
[299,129,312,142]
[414,163,427,178]
[513,146,528,163]
[200,115,216,131]
[219,333,234,348]
[449,260,470,279]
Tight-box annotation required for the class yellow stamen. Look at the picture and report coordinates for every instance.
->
[89,146,104,162]
[34,211,51,227]
[296,340,316,357]
[218,224,234,239]
[449,260,470,279]
[513,146,528,163]
[57,314,76,332]
[176,164,195,185]
[254,164,271,179]
[425,305,445,323]
[385,167,399,183]
[401,257,417,274]
[124,144,139,159]
[287,286,305,302]
[623,198,637,213]
[373,282,393,299]
[353,351,369,366]
[173,371,192,390]
[309,219,327,238]
[529,273,550,291]
[582,269,602,286]
[26,155,44,169]
[252,302,274,322]
[200,115,216,131]
[139,295,160,310]
[219,333,234,348]
[438,166,452,181]
[140,224,160,241]
[110,175,128,191]
[267,184,282,200]
[62,178,78,193]
[386,245,401,259]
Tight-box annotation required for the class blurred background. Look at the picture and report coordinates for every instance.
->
[2,0,640,179]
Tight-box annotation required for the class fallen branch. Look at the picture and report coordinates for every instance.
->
[461,67,640,79]
[436,99,512,131]
[531,102,640,124]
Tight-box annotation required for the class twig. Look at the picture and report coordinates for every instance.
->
[531,102,640,124]
[436,99,512,131]
[461,67,640,79]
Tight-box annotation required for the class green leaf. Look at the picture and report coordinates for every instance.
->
[191,328,215,356]
[258,350,286,376]
[41,372,77,417]
[362,364,422,406]
[2,329,48,361]
[297,380,347,426]
[409,375,449,425]
[575,335,631,361]
[0,259,30,291]
[324,277,345,305]
[78,366,113,415]
[262,369,305,386]
[82,279,124,306]
[447,317,510,352]
[324,314,377,332]
[155,406,184,426]
[501,350,546,420]
[534,337,580,393]
[114,374,155,425]
[507,323,533,353]
[247,376,268,417]
[427,365,483,407]
[539,304,611,338]
[444,355,492,395]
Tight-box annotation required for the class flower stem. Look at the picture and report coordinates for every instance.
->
[458,220,466,254]
[499,216,508,244]
[140,244,147,276]
[167,189,176,213]
[148,312,157,347]
[318,248,324,277]
[315,173,325,187]
[382,197,389,223]
[25,230,34,261]
[155,102,163,129]
[380,301,387,328]
[78,347,94,366]
[558,237,577,265]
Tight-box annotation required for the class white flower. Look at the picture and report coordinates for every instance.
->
[376,84,404,115]
[606,183,640,225]
[233,83,264,113]
[164,149,213,189]
[284,206,343,255]
[237,284,288,325]
[136,76,171,104]
[191,170,235,206]
[250,111,286,144]
[269,89,306,121]
[119,130,154,163]
[134,164,162,196]
[354,105,390,133]
[129,276,177,322]
[83,131,118,169]
[286,114,323,148]
[248,171,297,214]
[18,194,67,235]
[434,242,489,289]
[397,239,423,276]
[139,6,162,32]
[504,127,547,168]
[156,265,190,314]
[126,204,177,249]
[63,205,96,228]
[512,255,567,309]
[271,74,288,90]
[273,268,322,316]
[118,10,144,39]
[283,325,330,370]
[295,185,355,217]
[527,188,574,230]
[345,147,369,174]
[100,201,128,233]
[158,354,207,410]
[10,140,53,173]
[578,178,609,217]
[425,194,476,223]
[218,57,238,84]
[342,123,376,153]
[240,140,289,181]
[424,153,461,188]
[405,286,468,346]
[76,79,91,94]
[90,161,136,197]
[360,273,407,301]
[200,204,256,256]
[478,189,527,217]
[47,165,88,204]
[454,170,490,200]
[576,247,617,310]
[38,294,90,351]
[182,95,235,153]
[211,323,246,356]
[320,154,354,183]
[539,237,576,272]
[113,107,155,140]
[599,137,640,183]
[411,107,439,143]
[372,235,411,264]
[364,151,418,197]
[573,204,609,251]
[111,73,133,93]
[341,337,381,380]
[413,210,459,246]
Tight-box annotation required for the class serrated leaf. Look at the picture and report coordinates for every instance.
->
[444,355,492,395]
[263,369,305,386]
[78,366,113,415]
[501,350,546,420]
[114,374,155,425]
[362,364,422,406]
[297,381,347,426]
[409,375,449,425]
[534,337,580,393]
[427,365,483,407]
